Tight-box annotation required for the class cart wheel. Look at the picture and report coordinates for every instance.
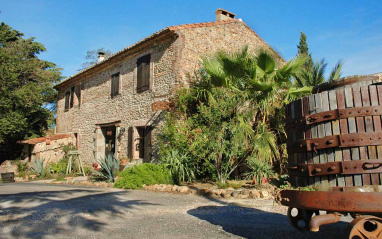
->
[287,207,319,231]
[346,216,382,239]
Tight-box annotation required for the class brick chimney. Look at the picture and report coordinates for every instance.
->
[98,52,105,62]
[215,8,236,21]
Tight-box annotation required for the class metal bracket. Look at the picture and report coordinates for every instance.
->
[305,105,382,125]
[288,160,382,177]
[288,132,382,153]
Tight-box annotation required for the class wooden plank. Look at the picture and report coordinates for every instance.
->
[316,92,329,186]
[290,101,299,186]
[329,90,344,187]
[296,98,307,187]
[310,93,320,185]
[347,86,362,186]
[337,88,354,186]
[369,85,381,185]
[354,86,371,185]
[322,91,336,187]
[303,96,314,186]
[377,85,382,184]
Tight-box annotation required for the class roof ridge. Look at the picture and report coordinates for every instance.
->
[55,19,243,88]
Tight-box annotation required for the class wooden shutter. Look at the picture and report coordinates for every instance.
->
[137,54,150,92]
[65,91,70,110]
[70,86,75,108]
[143,126,153,163]
[111,73,120,97]
[127,127,133,159]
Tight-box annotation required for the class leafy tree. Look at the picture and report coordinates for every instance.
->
[0,22,61,159]
[80,48,112,70]
[294,31,344,88]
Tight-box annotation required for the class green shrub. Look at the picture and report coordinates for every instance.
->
[114,163,173,189]
[161,150,195,184]
[50,158,68,174]
[15,160,28,177]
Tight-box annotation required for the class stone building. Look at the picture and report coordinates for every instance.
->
[54,9,284,165]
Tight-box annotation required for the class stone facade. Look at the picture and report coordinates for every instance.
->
[55,16,284,165]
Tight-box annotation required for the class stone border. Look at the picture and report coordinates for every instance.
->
[142,184,273,199]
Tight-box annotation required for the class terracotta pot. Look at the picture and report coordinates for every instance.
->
[120,158,128,166]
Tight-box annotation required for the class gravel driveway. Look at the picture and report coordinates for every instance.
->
[0,183,352,239]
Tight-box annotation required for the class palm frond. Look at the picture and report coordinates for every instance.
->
[328,60,344,81]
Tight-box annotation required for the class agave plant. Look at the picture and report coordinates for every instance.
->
[30,157,45,176]
[92,154,120,182]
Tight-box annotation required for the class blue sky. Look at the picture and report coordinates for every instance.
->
[0,0,381,78]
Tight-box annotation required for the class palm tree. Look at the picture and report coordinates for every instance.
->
[294,59,344,88]
[199,47,310,167]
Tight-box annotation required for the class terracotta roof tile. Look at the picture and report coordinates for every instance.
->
[18,134,72,145]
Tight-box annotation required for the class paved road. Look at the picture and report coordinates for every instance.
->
[0,183,352,239]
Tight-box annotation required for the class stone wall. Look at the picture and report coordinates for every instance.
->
[55,21,282,164]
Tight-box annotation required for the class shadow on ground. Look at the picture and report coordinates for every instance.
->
[188,205,349,239]
[0,188,159,238]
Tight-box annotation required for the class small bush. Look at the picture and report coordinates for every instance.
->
[216,181,242,189]
[50,158,68,174]
[16,160,29,177]
[114,163,173,189]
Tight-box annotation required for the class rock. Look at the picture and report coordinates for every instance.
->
[197,188,211,195]
[249,189,261,199]
[208,189,222,198]
[237,194,250,199]
[240,189,250,195]
[260,190,269,198]
[163,185,172,192]
[188,187,198,194]
[179,186,190,194]
[231,190,240,198]
[142,184,148,189]
[14,177,24,182]
[72,176,89,183]
[221,190,233,199]
[171,185,179,192]
[147,185,156,191]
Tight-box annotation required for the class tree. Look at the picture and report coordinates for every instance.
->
[80,48,112,70]
[297,30,313,70]
[294,31,344,88]
[0,22,61,159]
[159,47,310,183]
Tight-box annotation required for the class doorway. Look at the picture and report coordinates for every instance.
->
[102,126,116,158]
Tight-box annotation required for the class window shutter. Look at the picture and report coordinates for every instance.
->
[70,87,75,108]
[111,73,120,97]
[127,127,133,159]
[65,92,70,110]
[137,54,150,92]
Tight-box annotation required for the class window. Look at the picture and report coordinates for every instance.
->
[70,86,75,108]
[136,54,150,93]
[64,91,70,111]
[111,73,120,97]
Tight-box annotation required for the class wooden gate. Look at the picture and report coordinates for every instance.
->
[286,75,382,187]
